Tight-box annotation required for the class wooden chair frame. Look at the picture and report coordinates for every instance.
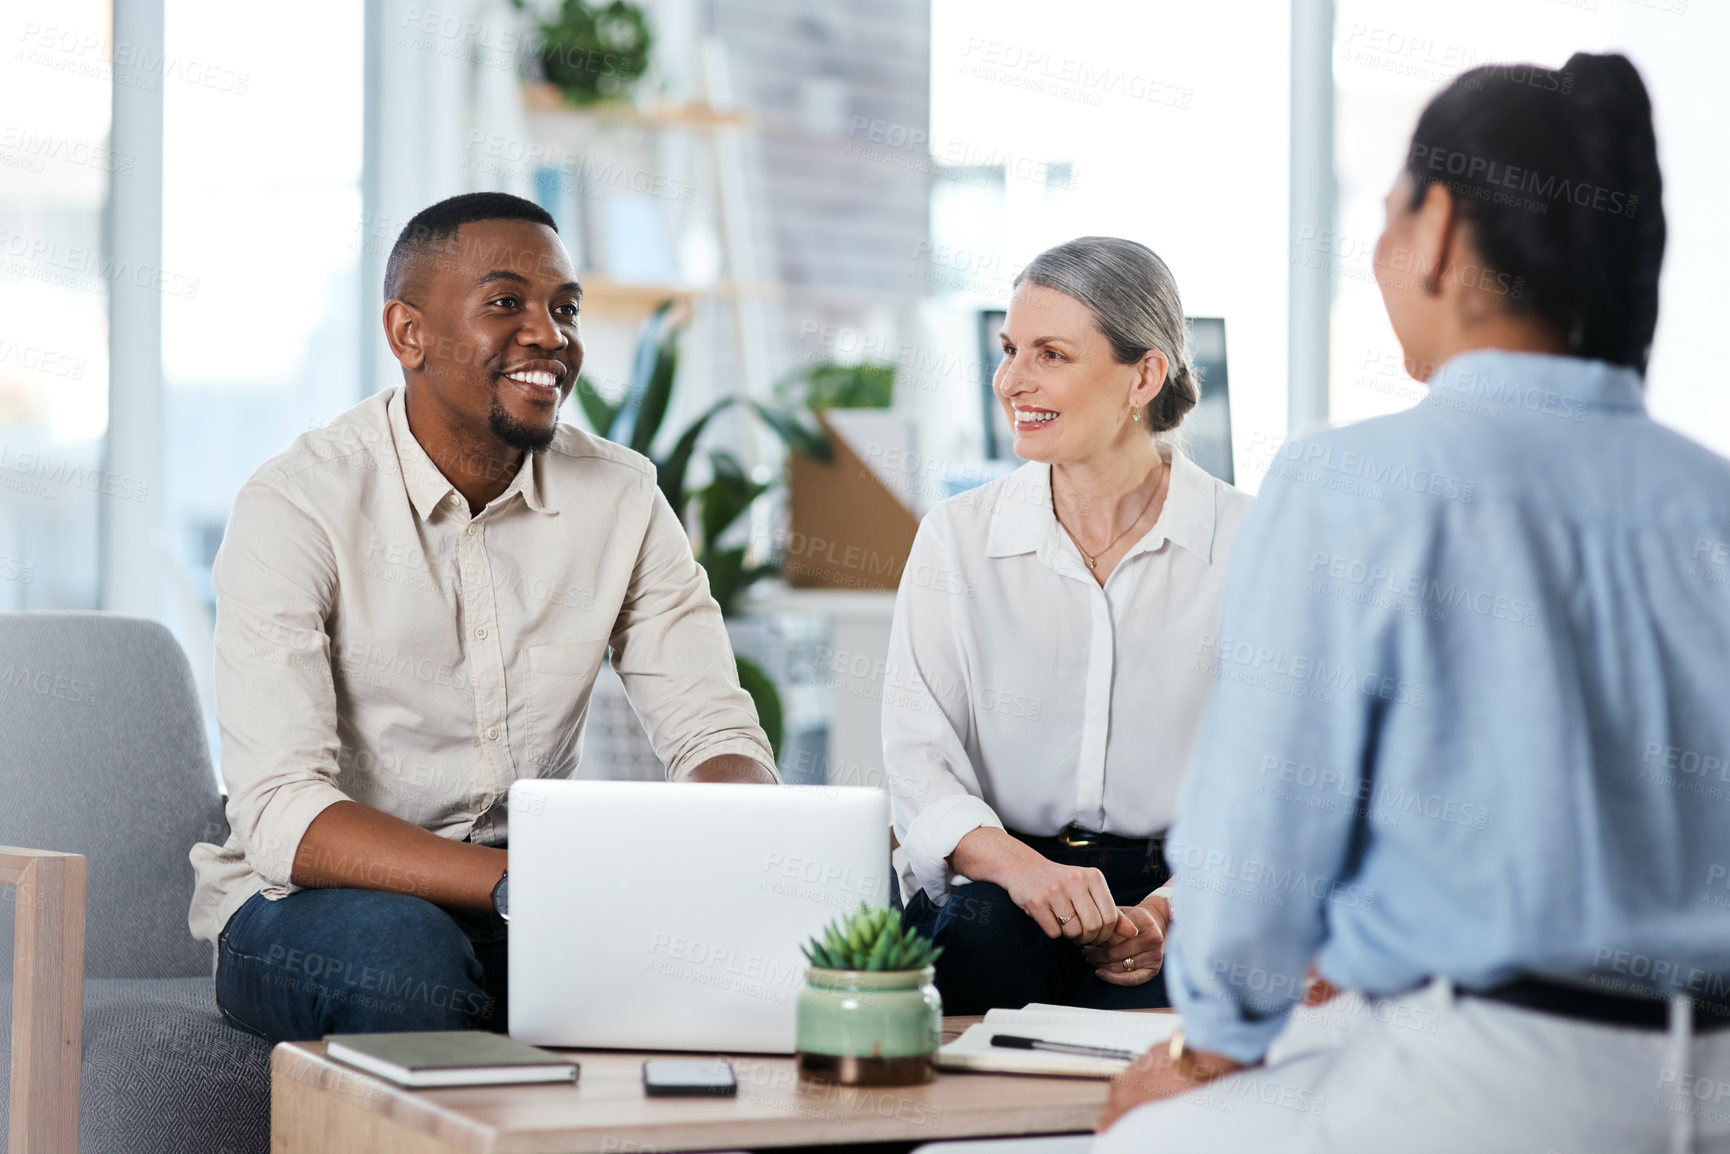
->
[3,847,86,1154]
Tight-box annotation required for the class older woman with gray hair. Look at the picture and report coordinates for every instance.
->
[884,237,1251,1012]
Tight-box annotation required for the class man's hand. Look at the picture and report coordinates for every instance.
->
[1081,893,1169,985]
[685,753,777,784]
[1096,1039,1247,1132]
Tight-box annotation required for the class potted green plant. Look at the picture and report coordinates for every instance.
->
[508,0,654,108]
[796,904,943,1086]
[575,302,831,758]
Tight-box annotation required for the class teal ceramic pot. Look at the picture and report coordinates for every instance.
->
[795,966,942,1085]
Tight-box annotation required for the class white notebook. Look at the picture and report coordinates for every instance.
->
[938,1004,1180,1078]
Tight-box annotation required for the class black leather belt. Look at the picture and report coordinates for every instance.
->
[1009,824,1167,866]
[1468,976,1730,1032]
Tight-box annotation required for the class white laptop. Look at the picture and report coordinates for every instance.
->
[507,779,891,1053]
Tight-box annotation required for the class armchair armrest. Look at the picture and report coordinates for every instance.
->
[2,847,87,1154]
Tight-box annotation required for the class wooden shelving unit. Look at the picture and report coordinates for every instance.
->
[520,82,751,130]
[576,274,778,319]
[516,46,779,399]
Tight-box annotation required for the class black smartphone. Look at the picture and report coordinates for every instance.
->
[642,1058,737,1097]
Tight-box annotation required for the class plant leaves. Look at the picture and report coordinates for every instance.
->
[796,904,945,972]
[748,400,832,461]
[734,652,783,760]
[630,322,680,457]
[611,301,679,455]
[573,373,621,438]
[697,450,769,553]
[656,397,736,513]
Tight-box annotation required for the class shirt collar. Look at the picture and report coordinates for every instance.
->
[386,387,556,522]
[1428,350,1647,414]
[1151,445,1219,564]
[985,461,1057,559]
[986,444,1219,566]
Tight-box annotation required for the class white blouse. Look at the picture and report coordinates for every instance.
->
[883,445,1252,904]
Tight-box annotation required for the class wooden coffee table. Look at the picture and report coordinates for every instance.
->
[271,1016,1117,1152]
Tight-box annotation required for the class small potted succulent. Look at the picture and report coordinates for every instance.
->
[796,904,944,1086]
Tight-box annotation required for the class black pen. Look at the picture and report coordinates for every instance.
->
[989,1034,1136,1061]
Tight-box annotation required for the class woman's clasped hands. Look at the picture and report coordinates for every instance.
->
[1002,858,1170,985]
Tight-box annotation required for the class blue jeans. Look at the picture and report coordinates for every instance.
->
[215,887,508,1043]
[904,838,1171,1015]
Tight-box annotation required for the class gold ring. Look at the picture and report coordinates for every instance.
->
[1122,958,1136,972]
[1057,914,1071,927]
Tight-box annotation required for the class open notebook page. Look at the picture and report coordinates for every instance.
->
[937,1004,1179,1078]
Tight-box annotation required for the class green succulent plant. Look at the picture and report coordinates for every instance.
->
[801,904,942,973]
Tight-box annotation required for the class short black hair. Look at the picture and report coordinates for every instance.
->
[383,192,558,304]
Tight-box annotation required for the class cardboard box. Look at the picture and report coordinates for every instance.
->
[785,411,920,591]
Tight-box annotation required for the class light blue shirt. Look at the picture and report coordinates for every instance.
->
[1166,350,1730,1063]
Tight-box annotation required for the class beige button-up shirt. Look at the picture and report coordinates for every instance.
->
[188,387,775,943]
[883,446,1251,904]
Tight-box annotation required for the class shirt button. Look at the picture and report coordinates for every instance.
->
[475,626,488,639]
[448,493,461,505]
[466,524,478,537]
[486,726,499,742]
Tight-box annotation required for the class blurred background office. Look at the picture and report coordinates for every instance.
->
[1,0,1723,789]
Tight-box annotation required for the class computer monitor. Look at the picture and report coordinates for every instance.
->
[978,311,1234,485]
[1184,317,1234,485]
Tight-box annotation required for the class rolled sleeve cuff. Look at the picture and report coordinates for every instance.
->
[666,736,781,783]
[1164,943,1291,1065]
[902,793,1003,902]
[243,778,353,889]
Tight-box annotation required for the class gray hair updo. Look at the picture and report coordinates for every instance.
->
[1012,237,1200,435]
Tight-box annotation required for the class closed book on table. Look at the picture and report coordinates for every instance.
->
[324,1030,580,1088]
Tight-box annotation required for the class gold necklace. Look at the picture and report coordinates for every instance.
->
[1054,463,1168,571]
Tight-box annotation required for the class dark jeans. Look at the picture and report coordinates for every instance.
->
[215,887,509,1044]
[904,835,1170,1015]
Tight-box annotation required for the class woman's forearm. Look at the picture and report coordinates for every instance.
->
[948,825,1049,886]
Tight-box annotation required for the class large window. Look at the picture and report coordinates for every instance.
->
[0,0,114,611]
[1328,0,1612,426]
[0,1,364,630]
[162,0,364,621]
[1328,0,1730,456]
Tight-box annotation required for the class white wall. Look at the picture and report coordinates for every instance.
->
[1607,2,1730,457]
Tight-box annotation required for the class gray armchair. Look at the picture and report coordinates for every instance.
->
[1,612,271,1154]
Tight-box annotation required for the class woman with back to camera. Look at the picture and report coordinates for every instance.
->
[883,237,1251,1013]
[1096,53,1730,1153]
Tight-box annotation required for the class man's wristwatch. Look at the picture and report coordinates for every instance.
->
[1167,1029,1229,1085]
[490,870,509,922]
